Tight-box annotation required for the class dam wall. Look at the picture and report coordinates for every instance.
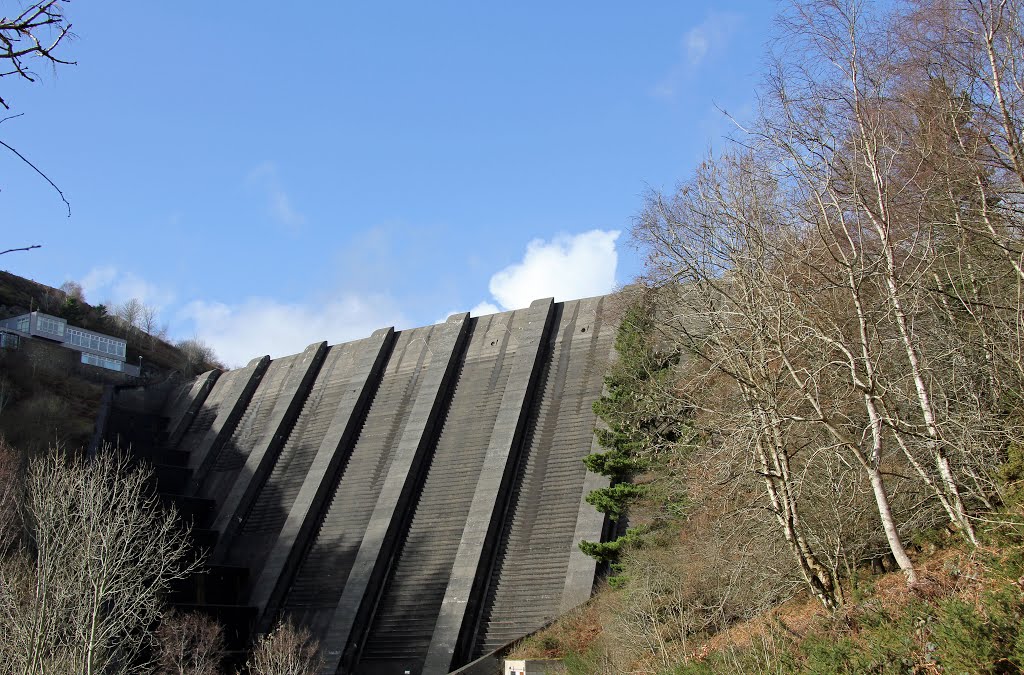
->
[131,294,618,674]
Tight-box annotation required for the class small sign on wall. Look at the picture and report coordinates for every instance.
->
[504,659,565,675]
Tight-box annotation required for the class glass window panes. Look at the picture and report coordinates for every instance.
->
[35,315,65,336]
[81,353,123,372]
[66,328,126,361]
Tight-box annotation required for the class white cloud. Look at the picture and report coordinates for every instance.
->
[431,301,499,325]
[469,229,619,313]
[469,301,500,316]
[80,265,175,309]
[81,266,117,297]
[77,229,619,370]
[248,161,305,229]
[179,293,408,368]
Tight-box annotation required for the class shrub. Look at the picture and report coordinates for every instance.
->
[155,610,226,675]
[244,620,323,675]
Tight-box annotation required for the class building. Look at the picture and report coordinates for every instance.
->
[0,311,140,376]
[0,329,19,349]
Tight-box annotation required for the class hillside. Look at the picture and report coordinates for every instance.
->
[0,269,210,374]
[501,285,1024,674]
[0,269,219,453]
[512,524,1024,673]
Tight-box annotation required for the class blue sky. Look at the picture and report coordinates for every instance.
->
[1,1,777,366]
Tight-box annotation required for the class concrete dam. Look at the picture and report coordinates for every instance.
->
[106,295,618,674]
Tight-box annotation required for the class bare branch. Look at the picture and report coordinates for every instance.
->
[0,243,40,255]
[0,139,69,216]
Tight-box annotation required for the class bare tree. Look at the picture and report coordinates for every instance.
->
[0,2,75,214]
[59,280,84,302]
[632,0,1024,602]
[137,303,163,348]
[637,167,850,607]
[115,298,144,336]
[244,621,324,675]
[141,304,159,336]
[0,447,199,675]
[0,1,75,110]
[176,337,222,377]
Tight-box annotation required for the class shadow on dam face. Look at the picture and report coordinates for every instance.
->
[108,294,621,675]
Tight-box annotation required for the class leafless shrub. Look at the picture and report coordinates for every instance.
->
[155,610,226,675]
[176,338,224,377]
[243,620,324,675]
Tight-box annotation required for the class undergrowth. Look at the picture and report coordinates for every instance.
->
[517,516,1024,673]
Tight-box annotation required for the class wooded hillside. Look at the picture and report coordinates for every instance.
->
[520,1,1024,672]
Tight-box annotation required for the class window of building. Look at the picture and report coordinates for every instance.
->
[35,315,65,336]
[16,317,29,332]
[67,328,126,359]
[81,353,123,372]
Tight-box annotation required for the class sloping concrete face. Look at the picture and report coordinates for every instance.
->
[166,295,619,675]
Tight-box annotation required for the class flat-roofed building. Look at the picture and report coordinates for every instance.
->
[0,311,139,376]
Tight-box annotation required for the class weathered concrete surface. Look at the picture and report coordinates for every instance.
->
[164,370,220,449]
[279,323,456,645]
[420,298,554,675]
[184,355,270,489]
[197,352,313,503]
[244,329,394,626]
[321,312,470,673]
[472,296,617,657]
[165,296,619,675]
[211,341,328,555]
[561,334,619,614]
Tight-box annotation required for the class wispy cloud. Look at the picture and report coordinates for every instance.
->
[247,161,306,230]
[80,265,176,309]
[653,11,743,99]
[78,229,619,369]
[465,229,620,315]
[80,262,409,367]
[179,293,408,368]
